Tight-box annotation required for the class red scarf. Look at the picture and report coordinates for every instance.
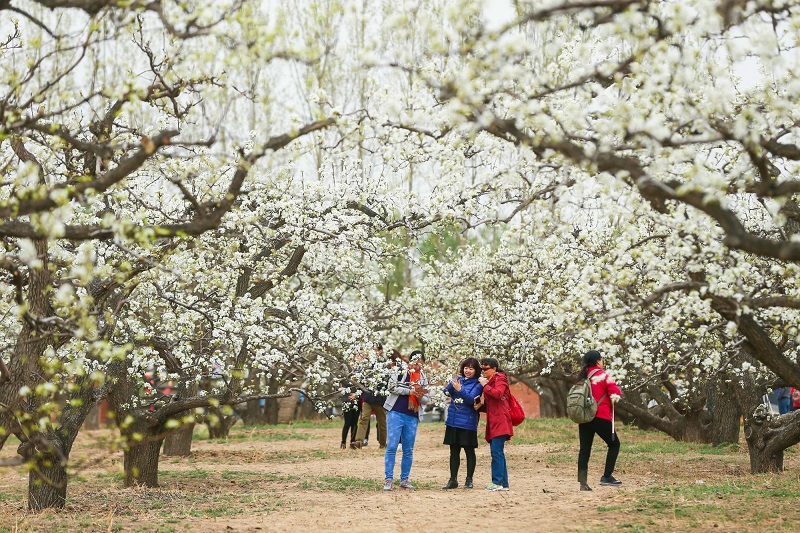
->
[408,370,422,412]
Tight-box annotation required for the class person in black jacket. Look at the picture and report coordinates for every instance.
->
[339,380,361,449]
[353,343,390,449]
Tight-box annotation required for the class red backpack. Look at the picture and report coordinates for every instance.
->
[508,392,525,426]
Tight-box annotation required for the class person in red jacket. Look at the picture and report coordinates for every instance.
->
[475,358,513,491]
[577,350,623,491]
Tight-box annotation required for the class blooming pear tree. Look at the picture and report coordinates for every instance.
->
[363,0,800,471]
[0,1,342,509]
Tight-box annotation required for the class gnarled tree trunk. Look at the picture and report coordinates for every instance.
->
[28,453,68,510]
[162,423,194,457]
[744,405,786,473]
[709,376,742,446]
[123,434,163,487]
[25,374,98,510]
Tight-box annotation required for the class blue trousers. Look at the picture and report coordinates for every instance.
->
[490,436,509,488]
[384,410,418,481]
[779,397,792,415]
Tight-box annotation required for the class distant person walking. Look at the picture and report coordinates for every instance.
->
[777,387,792,415]
[339,380,361,449]
[792,388,800,412]
[475,357,512,492]
[441,357,483,489]
[383,350,430,491]
[353,343,389,449]
[577,350,622,491]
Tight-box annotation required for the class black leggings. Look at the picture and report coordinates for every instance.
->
[341,408,360,443]
[449,444,477,479]
[578,417,620,478]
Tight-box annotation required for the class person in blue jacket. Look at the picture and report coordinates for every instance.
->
[441,357,484,489]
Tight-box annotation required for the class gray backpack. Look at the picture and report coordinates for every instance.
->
[566,369,606,424]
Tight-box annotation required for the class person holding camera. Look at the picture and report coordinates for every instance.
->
[382,350,430,491]
[441,357,483,489]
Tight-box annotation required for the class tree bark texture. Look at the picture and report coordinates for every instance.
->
[709,376,742,447]
[744,405,786,473]
[162,422,194,457]
[123,437,163,487]
[529,377,567,418]
[162,380,197,456]
[28,453,68,510]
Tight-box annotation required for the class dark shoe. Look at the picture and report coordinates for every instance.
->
[340,441,346,449]
[363,439,369,447]
[600,476,622,487]
[442,478,458,490]
[464,478,473,489]
[350,441,361,449]
[580,483,592,491]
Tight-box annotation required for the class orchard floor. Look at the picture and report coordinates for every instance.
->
[2,418,800,532]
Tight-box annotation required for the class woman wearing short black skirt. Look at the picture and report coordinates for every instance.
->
[441,358,484,489]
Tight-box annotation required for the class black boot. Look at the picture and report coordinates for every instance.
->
[463,477,473,489]
[442,478,458,490]
[578,469,591,491]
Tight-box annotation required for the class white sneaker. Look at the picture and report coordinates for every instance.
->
[486,483,504,491]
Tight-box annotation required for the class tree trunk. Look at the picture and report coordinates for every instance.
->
[107,361,165,487]
[162,423,194,456]
[0,239,52,445]
[162,380,197,456]
[528,377,567,418]
[242,399,263,425]
[28,454,67,510]
[263,376,281,425]
[241,370,265,425]
[83,403,101,430]
[744,404,784,473]
[205,407,237,439]
[679,410,712,443]
[24,374,98,511]
[709,377,742,446]
[123,437,163,487]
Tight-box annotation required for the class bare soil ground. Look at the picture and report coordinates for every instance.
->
[1,419,799,532]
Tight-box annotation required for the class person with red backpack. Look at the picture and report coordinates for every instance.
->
[475,357,513,492]
[577,350,623,491]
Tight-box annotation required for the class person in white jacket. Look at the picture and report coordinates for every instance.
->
[382,350,430,491]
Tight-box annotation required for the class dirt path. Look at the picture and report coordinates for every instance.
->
[179,423,630,533]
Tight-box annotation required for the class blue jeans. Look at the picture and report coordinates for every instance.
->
[490,436,509,488]
[779,397,792,415]
[384,410,418,481]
